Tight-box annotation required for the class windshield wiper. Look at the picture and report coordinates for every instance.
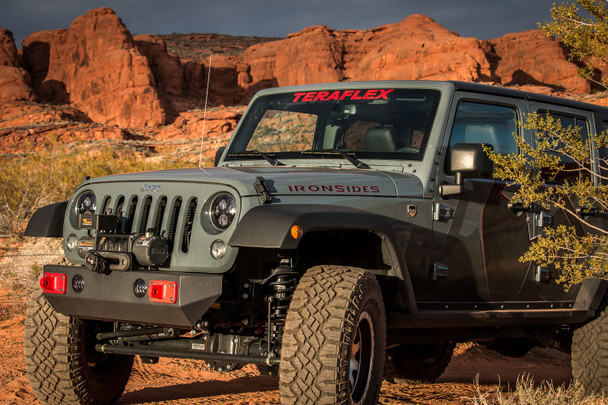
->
[301,149,370,169]
[227,150,284,166]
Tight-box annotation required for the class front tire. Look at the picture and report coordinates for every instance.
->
[24,290,133,405]
[279,265,386,404]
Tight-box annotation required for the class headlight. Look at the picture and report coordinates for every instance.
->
[75,191,96,215]
[209,193,236,231]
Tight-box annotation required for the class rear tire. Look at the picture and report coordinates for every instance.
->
[572,296,608,393]
[24,289,133,405]
[384,342,454,383]
[279,265,386,404]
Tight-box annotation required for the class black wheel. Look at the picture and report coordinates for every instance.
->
[24,289,133,405]
[572,296,608,393]
[279,265,386,404]
[384,342,454,383]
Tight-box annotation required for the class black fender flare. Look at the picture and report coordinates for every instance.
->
[229,204,416,310]
[24,201,67,237]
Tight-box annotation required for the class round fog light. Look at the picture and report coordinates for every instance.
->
[72,274,85,293]
[210,240,227,260]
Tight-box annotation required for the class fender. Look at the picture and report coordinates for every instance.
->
[24,201,67,237]
[229,204,417,311]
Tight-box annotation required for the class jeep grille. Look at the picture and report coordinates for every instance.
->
[100,194,197,254]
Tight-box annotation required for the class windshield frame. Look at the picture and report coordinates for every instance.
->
[223,86,442,166]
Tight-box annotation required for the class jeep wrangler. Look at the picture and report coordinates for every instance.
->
[23,81,608,404]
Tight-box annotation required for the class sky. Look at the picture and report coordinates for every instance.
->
[2,0,561,47]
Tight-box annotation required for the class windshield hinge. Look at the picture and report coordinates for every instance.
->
[255,177,272,205]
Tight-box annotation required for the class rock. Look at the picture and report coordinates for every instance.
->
[22,8,166,128]
[0,28,19,66]
[0,29,35,102]
[491,30,592,93]
[0,66,35,102]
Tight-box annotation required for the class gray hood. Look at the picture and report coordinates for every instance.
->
[85,166,423,198]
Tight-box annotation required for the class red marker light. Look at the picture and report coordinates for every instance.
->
[148,280,178,304]
[40,273,67,294]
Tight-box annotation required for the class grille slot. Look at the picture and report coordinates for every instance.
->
[182,199,197,253]
[153,197,167,234]
[124,196,136,233]
[139,196,153,234]
[167,197,182,251]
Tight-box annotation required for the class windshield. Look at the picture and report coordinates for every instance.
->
[226,88,441,163]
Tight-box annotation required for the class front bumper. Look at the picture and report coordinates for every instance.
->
[42,265,222,328]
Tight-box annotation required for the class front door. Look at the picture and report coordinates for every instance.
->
[431,94,532,303]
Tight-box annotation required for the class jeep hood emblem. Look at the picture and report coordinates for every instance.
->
[141,184,161,193]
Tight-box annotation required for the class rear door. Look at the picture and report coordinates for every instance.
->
[528,102,594,300]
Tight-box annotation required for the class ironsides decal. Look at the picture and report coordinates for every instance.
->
[287,184,380,193]
[292,89,394,103]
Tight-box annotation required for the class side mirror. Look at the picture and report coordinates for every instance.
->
[214,146,226,167]
[440,143,494,197]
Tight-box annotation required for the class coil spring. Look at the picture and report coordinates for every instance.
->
[268,265,297,338]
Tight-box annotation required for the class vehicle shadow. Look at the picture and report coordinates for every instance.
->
[119,375,279,404]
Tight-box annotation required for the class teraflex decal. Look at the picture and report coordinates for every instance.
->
[292,89,394,102]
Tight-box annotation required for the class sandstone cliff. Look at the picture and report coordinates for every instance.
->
[0,7,606,159]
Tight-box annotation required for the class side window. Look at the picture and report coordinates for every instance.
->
[448,101,518,155]
[536,111,590,183]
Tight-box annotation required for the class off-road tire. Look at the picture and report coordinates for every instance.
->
[24,289,134,405]
[279,265,386,404]
[572,296,608,393]
[384,342,454,383]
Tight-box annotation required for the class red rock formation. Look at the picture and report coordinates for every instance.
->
[0,28,19,66]
[22,8,165,128]
[491,30,591,93]
[0,29,35,102]
[240,15,493,91]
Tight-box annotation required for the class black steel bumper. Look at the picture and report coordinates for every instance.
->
[42,265,222,328]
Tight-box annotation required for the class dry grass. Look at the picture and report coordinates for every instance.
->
[0,145,196,238]
[472,374,608,404]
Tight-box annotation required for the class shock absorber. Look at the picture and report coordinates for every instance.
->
[267,258,298,342]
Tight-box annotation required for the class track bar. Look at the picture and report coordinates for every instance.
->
[95,344,281,366]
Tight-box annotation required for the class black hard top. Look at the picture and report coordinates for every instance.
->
[450,81,608,114]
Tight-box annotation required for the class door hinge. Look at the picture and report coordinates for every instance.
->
[433,203,453,221]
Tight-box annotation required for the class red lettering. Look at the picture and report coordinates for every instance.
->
[293,92,306,102]
[295,185,306,192]
[376,89,394,99]
[335,185,345,192]
[302,92,316,102]
[351,90,362,100]
[371,185,380,193]
[314,91,329,101]
[352,186,361,192]
[326,91,340,101]
[339,90,354,100]
[362,90,378,100]
[321,185,333,192]
[309,185,320,192]
[363,186,370,192]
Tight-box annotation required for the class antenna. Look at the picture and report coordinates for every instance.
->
[198,54,213,169]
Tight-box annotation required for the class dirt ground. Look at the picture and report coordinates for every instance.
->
[0,286,574,405]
